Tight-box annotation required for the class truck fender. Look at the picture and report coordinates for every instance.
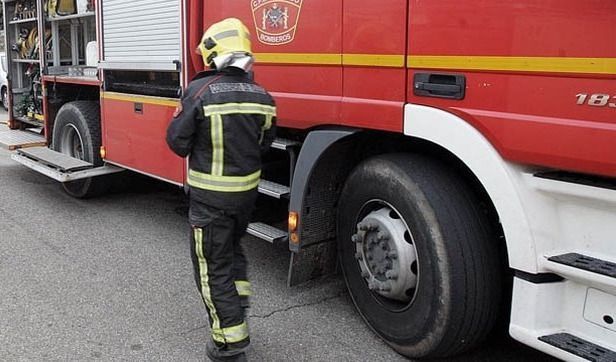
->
[289,128,359,251]
[287,128,358,286]
[404,104,537,272]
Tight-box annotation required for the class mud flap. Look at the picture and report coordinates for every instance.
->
[286,128,359,286]
[287,240,338,287]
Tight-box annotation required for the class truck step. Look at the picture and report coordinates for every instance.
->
[12,147,124,182]
[258,179,290,199]
[19,146,93,172]
[0,129,46,151]
[539,333,616,362]
[247,222,287,244]
[548,253,616,279]
[271,137,301,151]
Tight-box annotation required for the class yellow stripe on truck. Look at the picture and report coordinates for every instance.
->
[343,54,406,67]
[254,53,405,67]
[101,92,179,107]
[254,52,616,74]
[255,53,341,65]
[407,56,616,75]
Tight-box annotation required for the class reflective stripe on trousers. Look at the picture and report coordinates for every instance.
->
[234,280,252,297]
[193,227,250,344]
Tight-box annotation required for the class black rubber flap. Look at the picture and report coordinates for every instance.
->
[539,333,616,362]
[549,253,616,279]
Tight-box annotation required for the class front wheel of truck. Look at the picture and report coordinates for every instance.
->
[337,153,503,359]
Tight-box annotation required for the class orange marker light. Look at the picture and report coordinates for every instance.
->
[288,211,298,232]
[290,232,299,244]
[100,146,107,159]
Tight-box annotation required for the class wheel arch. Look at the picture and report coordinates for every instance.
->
[286,128,359,286]
[288,105,538,284]
[289,128,360,252]
[403,104,537,272]
[46,82,100,138]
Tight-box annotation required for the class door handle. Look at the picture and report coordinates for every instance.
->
[415,82,461,93]
[413,73,466,100]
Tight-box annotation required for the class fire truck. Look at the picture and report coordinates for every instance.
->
[1,0,614,360]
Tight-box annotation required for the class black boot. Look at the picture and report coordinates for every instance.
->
[206,340,248,362]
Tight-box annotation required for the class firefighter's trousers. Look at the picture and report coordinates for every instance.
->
[190,199,253,349]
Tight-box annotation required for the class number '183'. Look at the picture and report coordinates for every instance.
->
[576,93,616,108]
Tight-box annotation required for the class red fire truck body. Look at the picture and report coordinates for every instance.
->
[99,1,616,185]
[2,0,615,360]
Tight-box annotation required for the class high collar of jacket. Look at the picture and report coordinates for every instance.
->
[192,67,250,82]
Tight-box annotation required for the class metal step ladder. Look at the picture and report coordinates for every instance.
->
[534,252,616,361]
[11,146,124,182]
[247,137,300,244]
[0,129,46,150]
[258,179,290,199]
[246,222,288,243]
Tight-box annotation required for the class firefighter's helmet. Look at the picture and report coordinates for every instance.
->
[198,18,253,71]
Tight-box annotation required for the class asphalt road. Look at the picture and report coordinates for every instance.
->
[0,112,557,361]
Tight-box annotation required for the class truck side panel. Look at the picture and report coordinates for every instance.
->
[202,0,344,129]
[100,93,184,184]
[200,0,409,132]
[407,0,616,177]
[342,0,407,131]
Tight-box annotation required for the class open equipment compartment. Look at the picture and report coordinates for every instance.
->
[2,0,96,129]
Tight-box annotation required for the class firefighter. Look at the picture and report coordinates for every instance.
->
[166,18,276,362]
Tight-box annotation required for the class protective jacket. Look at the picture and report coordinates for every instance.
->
[167,68,276,213]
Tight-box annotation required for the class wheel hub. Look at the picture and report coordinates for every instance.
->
[59,124,85,160]
[352,206,418,302]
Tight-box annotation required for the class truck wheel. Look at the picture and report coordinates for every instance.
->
[52,101,107,198]
[337,154,502,359]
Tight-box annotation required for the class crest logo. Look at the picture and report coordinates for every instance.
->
[251,0,303,46]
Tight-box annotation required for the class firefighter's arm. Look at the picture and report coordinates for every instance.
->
[261,116,277,154]
[166,97,201,157]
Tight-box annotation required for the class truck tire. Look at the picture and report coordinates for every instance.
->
[52,101,108,198]
[337,154,502,359]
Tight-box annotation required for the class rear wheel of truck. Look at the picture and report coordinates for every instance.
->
[337,154,502,359]
[52,101,108,198]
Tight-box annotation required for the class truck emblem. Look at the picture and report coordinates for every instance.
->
[251,0,303,46]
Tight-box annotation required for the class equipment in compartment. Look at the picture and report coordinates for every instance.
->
[12,0,37,21]
[45,0,77,17]
[12,28,51,60]
[14,64,43,121]
[77,0,94,14]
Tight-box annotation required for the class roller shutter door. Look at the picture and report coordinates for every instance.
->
[100,0,181,71]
